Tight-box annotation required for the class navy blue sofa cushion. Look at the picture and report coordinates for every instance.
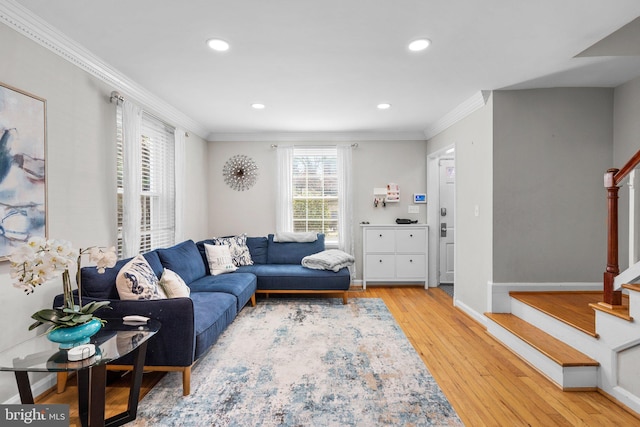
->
[157,240,206,284]
[266,233,325,264]
[195,239,216,274]
[246,236,268,264]
[81,251,163,300]
[191,292,237,360]
[236,264,350,291]
[189,273,257,311]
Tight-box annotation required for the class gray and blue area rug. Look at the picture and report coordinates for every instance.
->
[132,298,463,426]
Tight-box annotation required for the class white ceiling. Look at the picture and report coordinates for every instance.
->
[11,0,640,140]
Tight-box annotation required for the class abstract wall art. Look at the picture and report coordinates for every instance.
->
[0,82,46,259]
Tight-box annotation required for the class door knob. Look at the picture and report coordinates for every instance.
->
[441,208,447,217]
[440,223,447,237]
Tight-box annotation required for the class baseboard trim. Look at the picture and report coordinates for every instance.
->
[488,282,602,313]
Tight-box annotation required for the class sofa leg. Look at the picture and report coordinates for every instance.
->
[342,292,348,305]
[57,372,68,393]
[250,294,256,307]
[183,366,191,396]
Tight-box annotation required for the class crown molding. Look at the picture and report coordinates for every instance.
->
[209,130,427,142]
[0,0,208,138]
[424,90,491,140]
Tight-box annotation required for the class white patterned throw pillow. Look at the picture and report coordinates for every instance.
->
[212,234,253,266]
[159,268,191,298]
[205,243,238,275]
[116,255,165,300]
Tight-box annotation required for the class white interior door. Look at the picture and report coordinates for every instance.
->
[439,159,455,284]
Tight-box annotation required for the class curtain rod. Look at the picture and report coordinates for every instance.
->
[110,91,189,137]
[110,90,124,103]
[270,143,359,148]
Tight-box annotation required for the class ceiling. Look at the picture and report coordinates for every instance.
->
[11,0,640,140]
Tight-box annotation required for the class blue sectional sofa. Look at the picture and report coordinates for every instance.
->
[54,234,351,395]
[196,234,351,304]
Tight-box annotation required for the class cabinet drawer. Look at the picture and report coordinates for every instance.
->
[396,254,426,278]
[365,229,395,253]
[396,228,426,253]
[365,254,395,278]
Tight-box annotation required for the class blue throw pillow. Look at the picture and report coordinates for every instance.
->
[156,240,206,284]
[267,233,325,264]
[246,236,268,264]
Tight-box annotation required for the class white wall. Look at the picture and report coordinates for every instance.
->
[0,22,209,402]
[208,139,428,279]
[427,95,494,316]
[493,88,613,283]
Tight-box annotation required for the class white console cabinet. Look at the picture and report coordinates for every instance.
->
[361,224,428,289]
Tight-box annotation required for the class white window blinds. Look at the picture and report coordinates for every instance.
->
[292,147,339,245]
[117,107,175,256]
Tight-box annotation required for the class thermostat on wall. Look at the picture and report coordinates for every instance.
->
[413,193,426,204]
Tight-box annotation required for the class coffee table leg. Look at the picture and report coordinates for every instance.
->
[89,365,107,427]
[77,368,90,427]
[127,340,148,416]
[104,340,149,427]
[14,371,34,404]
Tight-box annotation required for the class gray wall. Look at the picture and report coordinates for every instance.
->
[613,75,640,269]
[427,95,494,316]
[493,88,613,283]
[208,139,428,279]
[0,22,209,402]
[614,75,640,165]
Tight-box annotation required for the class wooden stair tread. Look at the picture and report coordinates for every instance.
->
[485,313,599,367]
[589,302,633,321]
[622,283,640,292]
[509,291,603,337]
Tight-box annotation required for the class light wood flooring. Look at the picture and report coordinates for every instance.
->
[36,286,640,426]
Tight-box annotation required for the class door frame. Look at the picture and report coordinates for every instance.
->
[427,144,456,288]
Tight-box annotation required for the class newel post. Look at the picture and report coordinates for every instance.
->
[603,168,623,307]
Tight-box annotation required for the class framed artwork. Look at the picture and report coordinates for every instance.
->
[0,82,46,259]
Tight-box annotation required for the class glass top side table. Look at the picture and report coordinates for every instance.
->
[0,319,160,427]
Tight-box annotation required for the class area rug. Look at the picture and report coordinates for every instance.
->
[131,298,463,426]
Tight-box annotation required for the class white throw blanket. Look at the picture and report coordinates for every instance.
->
[274,231,318,242]
[302,249,355,272]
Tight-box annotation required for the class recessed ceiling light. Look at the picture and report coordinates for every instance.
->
[251,103,266,109]
[377,103,391,110]
[207,38,230,52]
[408,38,431,52]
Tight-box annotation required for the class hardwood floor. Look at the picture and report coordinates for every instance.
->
[36,286,640,426]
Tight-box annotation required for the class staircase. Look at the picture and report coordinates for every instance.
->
[485,292,603,390]
[485,149,640,413]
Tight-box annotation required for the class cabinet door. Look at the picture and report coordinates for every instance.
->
[365,229,395,253]
[365,254,395,279]
[396,254,426,279]
[396,228,427,253]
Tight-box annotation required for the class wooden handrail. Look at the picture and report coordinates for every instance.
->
[600,148,640,308]
[614,148,640,186]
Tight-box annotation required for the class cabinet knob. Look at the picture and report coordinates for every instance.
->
[410,234,413,237]
[379,259,383,263]
[379,234,383,237]
[409,259,413,263]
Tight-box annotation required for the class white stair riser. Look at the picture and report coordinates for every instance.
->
[486,321,598,389]
[510,298,599,357]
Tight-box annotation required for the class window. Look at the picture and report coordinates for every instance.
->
[117,108,175,256]
[292,147,338,244]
